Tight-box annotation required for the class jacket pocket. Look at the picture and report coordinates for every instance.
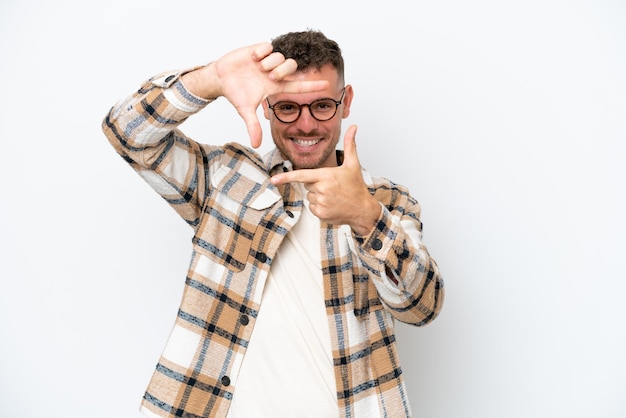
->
[192,164,281,272]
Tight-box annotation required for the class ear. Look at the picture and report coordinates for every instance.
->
[341,84,354,119]
[262,98,271,120]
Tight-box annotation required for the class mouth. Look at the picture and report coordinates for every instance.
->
[291,138,322,147]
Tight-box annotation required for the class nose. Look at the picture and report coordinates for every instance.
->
[294,104,318,130]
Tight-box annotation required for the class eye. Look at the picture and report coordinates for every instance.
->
[311,100,335,112]
[275,102,299,114]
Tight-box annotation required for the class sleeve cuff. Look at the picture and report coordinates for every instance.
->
[353,204,403,289]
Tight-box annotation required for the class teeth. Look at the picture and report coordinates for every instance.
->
[293,139,320,146]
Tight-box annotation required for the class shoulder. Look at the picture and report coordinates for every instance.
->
[221,142,266,168]
[366,173,420,216]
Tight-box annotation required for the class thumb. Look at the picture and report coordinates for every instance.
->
[238,106,263,149]
[342,124,360,167]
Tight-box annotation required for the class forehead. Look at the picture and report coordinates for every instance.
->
[285,63,339,81]
[273,64,341,102]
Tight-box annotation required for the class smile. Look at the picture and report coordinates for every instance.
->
[292,138,321,146]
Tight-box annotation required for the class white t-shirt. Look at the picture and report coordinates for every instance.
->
[227,184,338,417]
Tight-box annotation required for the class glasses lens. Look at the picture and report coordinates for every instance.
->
[273,102,300,123]
[310,99,338,121]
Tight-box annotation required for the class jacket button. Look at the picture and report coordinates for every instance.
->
[221,376,231,386]
[371,238,383,250]
[164,75,175,82]
[286,210,294,218]
[256,252,267,263]
[240,315,249,325]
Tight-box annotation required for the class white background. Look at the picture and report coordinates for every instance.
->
[1,0,625,417]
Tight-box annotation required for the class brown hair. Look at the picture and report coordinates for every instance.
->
[271,29,344,82]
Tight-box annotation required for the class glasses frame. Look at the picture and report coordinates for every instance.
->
[267,88,346,123]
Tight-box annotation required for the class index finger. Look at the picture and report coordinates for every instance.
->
[270,168,323,185]
[276,79,330,93]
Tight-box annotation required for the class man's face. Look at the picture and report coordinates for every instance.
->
[263,64,353,169]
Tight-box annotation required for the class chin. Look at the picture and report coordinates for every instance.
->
[292,159,322,170]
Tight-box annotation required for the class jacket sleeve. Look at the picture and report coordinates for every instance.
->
[353,180,445,326]
[101,69,214,227]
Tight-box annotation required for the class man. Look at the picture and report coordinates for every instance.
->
[102,29,444,418]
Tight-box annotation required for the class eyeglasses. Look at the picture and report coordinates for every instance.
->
[267,88,346,123]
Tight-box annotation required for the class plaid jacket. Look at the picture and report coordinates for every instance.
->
[102,69,444,418]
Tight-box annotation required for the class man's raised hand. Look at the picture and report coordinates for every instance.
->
[270,125,381,235]
[184,43,329,149]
